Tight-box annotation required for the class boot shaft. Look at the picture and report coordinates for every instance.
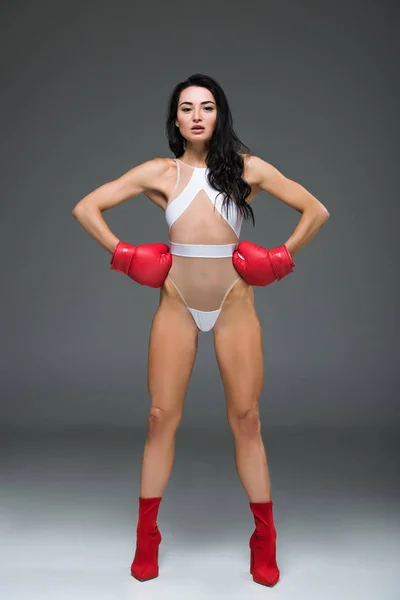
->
[249,501,277,538]
[136,496,162,534]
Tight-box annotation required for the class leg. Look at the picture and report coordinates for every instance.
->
[214,283,280,587]
[139,281,199,498]
[131,282,199,582]
[213,284,271,502]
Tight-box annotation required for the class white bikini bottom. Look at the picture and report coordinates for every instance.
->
[167,242,241,333]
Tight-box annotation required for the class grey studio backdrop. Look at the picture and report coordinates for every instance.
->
[1,1,399,599]
[1,1,397,432]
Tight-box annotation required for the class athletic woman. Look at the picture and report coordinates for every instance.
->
[72,73,329,586]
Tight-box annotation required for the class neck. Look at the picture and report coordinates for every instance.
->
[181,144,208,167]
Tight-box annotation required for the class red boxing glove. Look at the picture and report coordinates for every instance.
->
[110,241,172,288]
[232,240,295,286]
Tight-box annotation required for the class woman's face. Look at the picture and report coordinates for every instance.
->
[175,86,217,144]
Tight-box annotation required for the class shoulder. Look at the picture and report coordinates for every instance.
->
[239,153,271,170]
[136,156,175,178]
[238,153,275,185]
[123,157,176,192]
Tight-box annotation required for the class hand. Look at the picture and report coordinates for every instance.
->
[232,240,295,286]
[110,241,172,288]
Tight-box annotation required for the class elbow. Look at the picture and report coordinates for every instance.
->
[71,200,89,220]
[305,206,330,223]
[320,208,330,221]
[315,203,330,222]
[72,199,102,219]
[71,208,83,223]
[71,201,82,219]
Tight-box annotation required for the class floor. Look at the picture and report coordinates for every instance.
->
[1,427,399,599]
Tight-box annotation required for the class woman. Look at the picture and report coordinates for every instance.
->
[72,73,329,586]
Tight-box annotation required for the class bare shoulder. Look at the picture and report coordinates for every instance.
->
[131,156,174,186]
[238,154,264,202]
[125,156,176,195]
[238,153,285,203]
[239,153,274,186]
[137,157,177,210]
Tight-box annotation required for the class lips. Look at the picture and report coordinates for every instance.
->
[191,126,204,131]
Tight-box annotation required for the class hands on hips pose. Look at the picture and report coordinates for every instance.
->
[232,240,295,286]
[110,241,172,288]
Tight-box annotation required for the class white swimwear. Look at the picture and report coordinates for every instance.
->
[164,158,244,332]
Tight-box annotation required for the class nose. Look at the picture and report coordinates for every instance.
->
[193,109,202,121]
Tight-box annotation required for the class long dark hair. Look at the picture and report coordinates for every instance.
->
[165,73,255,226]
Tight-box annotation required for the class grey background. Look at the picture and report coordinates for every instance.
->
[1,0,398,431]
[1,1,399,599]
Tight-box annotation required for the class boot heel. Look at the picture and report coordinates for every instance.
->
[250,548,254,574]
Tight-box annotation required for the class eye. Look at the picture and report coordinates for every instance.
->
[204,106,214,111]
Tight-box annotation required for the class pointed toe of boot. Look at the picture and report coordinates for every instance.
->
[250,548,280,586]
[130,561,159,582]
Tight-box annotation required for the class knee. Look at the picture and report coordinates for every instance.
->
[147,406,182,437]
[229,407,261,438]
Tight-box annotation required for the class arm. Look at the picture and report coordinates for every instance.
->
[71,157,173,288]
[71,157,170,254]
[233,155,330,286]
[246,155,330,257]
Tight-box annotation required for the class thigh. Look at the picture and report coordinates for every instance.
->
[147,280,199,415]
[213,284,264,420]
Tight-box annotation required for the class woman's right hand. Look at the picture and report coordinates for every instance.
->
[110,241,172,288]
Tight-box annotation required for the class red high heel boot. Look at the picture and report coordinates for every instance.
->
[249,500,280,586]
[130,496,162,581]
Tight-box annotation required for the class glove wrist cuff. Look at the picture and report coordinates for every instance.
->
[270,245,295,280]
[110,241,136,274]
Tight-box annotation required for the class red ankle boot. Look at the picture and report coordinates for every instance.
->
[130,496,162,581]
[249,500,280,586]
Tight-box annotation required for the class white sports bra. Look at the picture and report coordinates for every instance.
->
[165,159,243,253]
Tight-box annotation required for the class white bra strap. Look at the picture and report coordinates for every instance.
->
[170,159,180,198]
